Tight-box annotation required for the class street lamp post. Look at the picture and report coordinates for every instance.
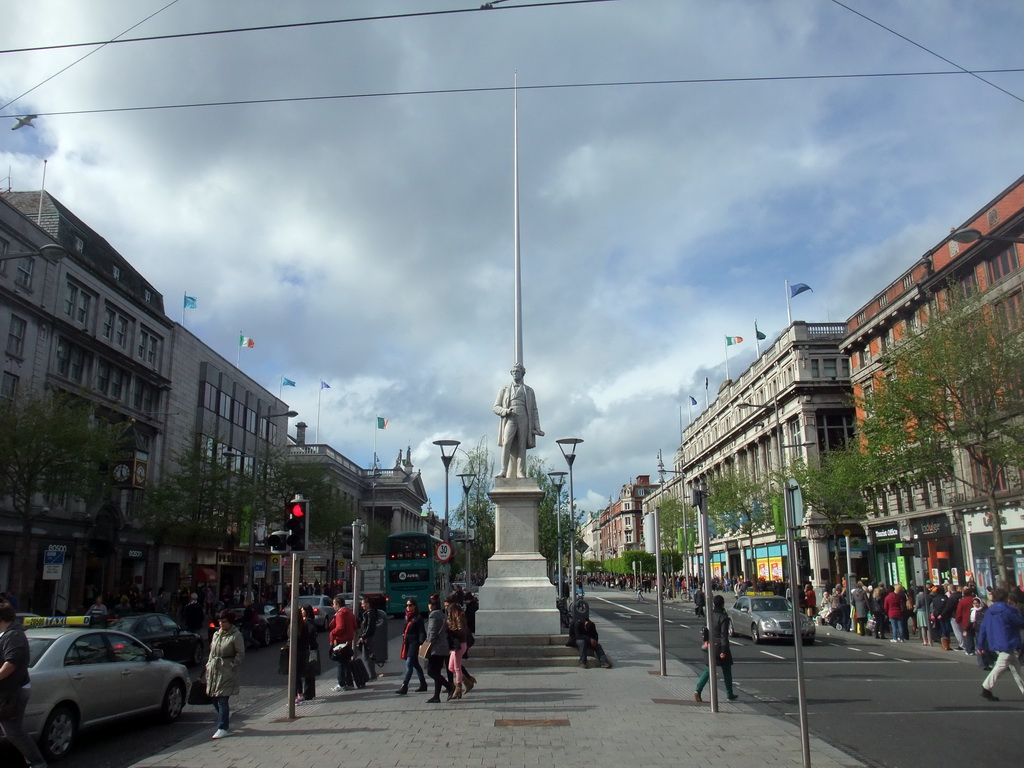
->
[692,478,719,713]
[737,399,810,768]
[0,243,67,264]
[950,227,1024,245]
[658,455,691,600]
[548,471,567,597]
[556,438,583,611]
[457,472,476,587]
[434,439,460,593]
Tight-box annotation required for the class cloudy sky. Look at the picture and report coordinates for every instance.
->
[3,1,1024,516]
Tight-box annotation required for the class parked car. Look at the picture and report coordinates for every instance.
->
[293,595,336,629]
[108,613,204,666]
[727,594,816,645]
[9,624,188,762]
[207,604,289,647]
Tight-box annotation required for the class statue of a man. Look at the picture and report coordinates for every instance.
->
[493,363,544,478]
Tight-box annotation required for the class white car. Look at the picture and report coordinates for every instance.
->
[9,622,189,761]
[293,595,336,629]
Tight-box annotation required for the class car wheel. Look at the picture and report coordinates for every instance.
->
[191,642,204,667]
[40,704,78,762]
[160,680,186,723]
[261,626,272,647]
[728,620,736,638]
[751,624,762,644]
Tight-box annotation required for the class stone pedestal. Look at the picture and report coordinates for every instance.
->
[475,476,560,636]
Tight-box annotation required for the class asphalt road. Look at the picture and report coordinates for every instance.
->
[587,587,1022,768]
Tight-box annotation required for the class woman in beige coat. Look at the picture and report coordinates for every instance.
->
[206,609,245,739]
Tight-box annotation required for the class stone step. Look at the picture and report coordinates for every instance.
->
[468,656,583,668]
[473,634,568,647]
[469,645,576,659]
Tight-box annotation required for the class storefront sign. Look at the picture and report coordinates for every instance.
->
[872,526,901,541]
[914,516,951,539]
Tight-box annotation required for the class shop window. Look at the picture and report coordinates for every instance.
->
[988,246,1019,285]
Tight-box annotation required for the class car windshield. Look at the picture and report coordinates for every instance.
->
[27,636,56,667]
[107,618,136,631]
[751,599,791,612]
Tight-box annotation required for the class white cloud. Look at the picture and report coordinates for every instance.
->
[2,0,1023,510]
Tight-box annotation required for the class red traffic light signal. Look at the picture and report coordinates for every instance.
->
[286,497,309,551]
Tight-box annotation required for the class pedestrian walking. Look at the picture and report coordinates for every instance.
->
[977,587,1024,701]
[424,595,454,703]
[293,605,318,703]
[395,598,428,695]
[0,599,48,768]
[329,596,357,691]
[206,609,245,739]
[694,595,738,702]
[693,587,706,617]
[445,593,469,700]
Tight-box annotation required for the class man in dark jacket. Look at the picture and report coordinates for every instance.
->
[694,594,738,702]
[355,596,378,681]
[977,587,1024,701]
[0,600,48,767]
[575,618,611,668]
[182,593,204,634]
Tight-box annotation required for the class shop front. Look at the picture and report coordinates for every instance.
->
[964,506,1024,590]
[869,525,914,588]
[911,514,964,586]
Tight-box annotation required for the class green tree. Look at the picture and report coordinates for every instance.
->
[0,391,123,609]
[707,470,773,579]
[787,450,869,580]
[139,434,242,577]
[453,439,497,581]
[859,284,1024,587]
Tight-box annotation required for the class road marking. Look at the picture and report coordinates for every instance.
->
[868,652,885,657]
[760,651,785,659]
[848,647,862,652]
[591,595,645,614]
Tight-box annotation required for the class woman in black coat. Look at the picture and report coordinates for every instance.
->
[295,605,318,702]
[395,597,428,695]
[694,595,738,702]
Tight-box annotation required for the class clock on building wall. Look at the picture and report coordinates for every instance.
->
[133,462,147,488]
[112,463,131,483]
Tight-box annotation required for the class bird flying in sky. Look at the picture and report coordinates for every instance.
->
[11,115,38,131]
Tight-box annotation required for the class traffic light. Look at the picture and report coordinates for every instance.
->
[341,526,354,560]
[267,530,288,553]
[286,496,309,551]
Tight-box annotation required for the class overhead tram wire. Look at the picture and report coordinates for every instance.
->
[0,0,621,56]
[8,68,1024,122]
[829,0,1024,106]
[0,0,183,112]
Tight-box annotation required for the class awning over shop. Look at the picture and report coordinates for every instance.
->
[195,566,218,583]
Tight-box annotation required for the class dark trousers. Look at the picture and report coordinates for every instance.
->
[0,687,47,767]
[576,638,608,665]
[427,655,451,698]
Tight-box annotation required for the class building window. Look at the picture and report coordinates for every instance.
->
[988,246,1019,285]
[115,316,128,348]
[137,328,159,365]
[840,358,850,377]
[822,358,838,378]
[960,270,978,297]
[96,359,110,394]
[971,459,1008,495]
[112,265,121,281]
[0,372,17,402]
[816,412,855,452]
[64,281,92,326]
[144,288,153,303]
[73,236,85,253]
[810,359,819,378]
[109,367,126,401]
[6,314,26,357]
[218,391,232,419]
[15,257,33,290]
[996,292,1022,331]
[102,308,114,339]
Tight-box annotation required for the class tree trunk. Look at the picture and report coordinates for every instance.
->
[987,489,1009,588]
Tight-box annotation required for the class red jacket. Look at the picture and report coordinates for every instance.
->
[882,590,905,619]
[954,595,975,630]
[329,607,357,645]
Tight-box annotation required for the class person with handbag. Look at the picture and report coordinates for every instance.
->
[294,605,319,703]
[444,593,469,700]
[396,598,428,695]
[0,599,48,768]
[329,596,357,692]
[694,594,738,703]
[424,594,454,703]
[206,609,245,739]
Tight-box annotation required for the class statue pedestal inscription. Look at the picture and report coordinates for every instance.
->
[475,476,559,636]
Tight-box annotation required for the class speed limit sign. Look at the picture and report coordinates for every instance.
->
[435,541,453,562]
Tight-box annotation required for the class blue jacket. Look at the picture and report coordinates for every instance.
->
[977,602,1024,653]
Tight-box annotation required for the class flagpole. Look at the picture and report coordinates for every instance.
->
[687,397,693,425]
[316,386,322,443]
[678,405,683,443]
[724,338,731,380]
[754,320,761,357]
[786,280,792,326]
[373,416,378,471]
[181,294,185,327]
[705,378,709,410]
[236,333,241,368]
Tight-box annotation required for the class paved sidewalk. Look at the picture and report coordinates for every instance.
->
[132,618,864,768]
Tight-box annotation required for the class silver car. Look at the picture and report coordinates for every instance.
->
[9,623,189,761]
[728,594,816,645]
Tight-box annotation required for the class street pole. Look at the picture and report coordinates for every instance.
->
[654,504,667,676]
[557,439,583,613]
[785,480,811,768]
[286,549,299,719]
[434,439,460,595]
[694,479,718,713]
[548,472,567,597]
[458,473,476,587]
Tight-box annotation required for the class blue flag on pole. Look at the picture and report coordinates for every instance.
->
[789,282,813,298]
